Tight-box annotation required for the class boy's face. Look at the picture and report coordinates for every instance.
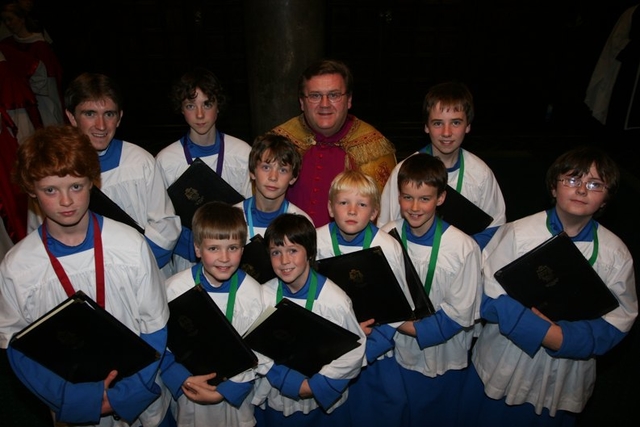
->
[182,87,218,137]
[66,98,123,151]
[399,181,445,237]
[194,237,243,286]
[31,174,92,232]
[328,189,378,240]
[1,11,25,35]
[299,73,352,137]
[250,152,298,203]
[425,102,470,159]
[269,236,310,291]
[551,163,609,223]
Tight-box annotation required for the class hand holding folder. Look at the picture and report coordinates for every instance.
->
[494,232,619,321]
[167,285,258,385]
[243,298,361,377]
[10,291,159,384]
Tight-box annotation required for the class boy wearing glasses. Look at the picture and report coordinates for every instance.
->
[272,59,397,227]
[460,147,637,427]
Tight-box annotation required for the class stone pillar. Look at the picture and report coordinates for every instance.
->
[243,0,325,137]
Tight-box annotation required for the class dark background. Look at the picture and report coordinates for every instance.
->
[2,1,639,426]
[32,0,640,153]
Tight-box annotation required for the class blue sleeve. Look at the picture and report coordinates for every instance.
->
[105,327,166,423]
[414,309,464,349]
[365,324,396,363]
[159,350,192,399]
[546,318,627,359]
[216,380,254,408]
[481,294,551,357]
[472,226,499,251]
[146,237,173,269]
[173,226,197,262]
[7,346,104,424]
[265,363,305,400]
[307,374,350,411]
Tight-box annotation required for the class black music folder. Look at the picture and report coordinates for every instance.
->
[243,298,361,377]
[494,232,619,321]
[316,246,414,324]
[167,285,258,385]
[437,185,493,236]
[167,158,245,229]
[9,291,159,384]
[89,186,144,234]
[240,234,276,283]
[387,228,436,319]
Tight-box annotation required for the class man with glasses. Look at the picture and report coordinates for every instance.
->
[273,59,397,226]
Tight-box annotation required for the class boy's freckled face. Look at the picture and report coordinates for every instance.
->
[250,153,297,202]
[66,98,122,151]
[32,175,92,230]
[399,181,445,237]
[328,189,378,240]
[194,238,243,286]
[425,103,470,158]
[182,88,219,137]
[269,237,310,290]
[552,164,609,221]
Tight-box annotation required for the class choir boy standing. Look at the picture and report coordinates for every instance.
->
[379,81,505,249]
[252,214,365,427]
[161,202,267,427]
[316,170,414,427]
[155,68,252,275]
[460,147,637,427]
[380,153,482,427]
[0,125,172,426]
[64,72,180,276]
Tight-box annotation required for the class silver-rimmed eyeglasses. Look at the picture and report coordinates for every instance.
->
[304,92,346,104]
[558,177,608,192]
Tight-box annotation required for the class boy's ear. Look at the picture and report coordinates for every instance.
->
[327,200,335,218]
[288,176,298,186]
[437,190,446,207]
[424,124,430,134]
[249,171,256,181]
[369,207,379,222]
[193,243,202,258]
[65,109,77,126]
